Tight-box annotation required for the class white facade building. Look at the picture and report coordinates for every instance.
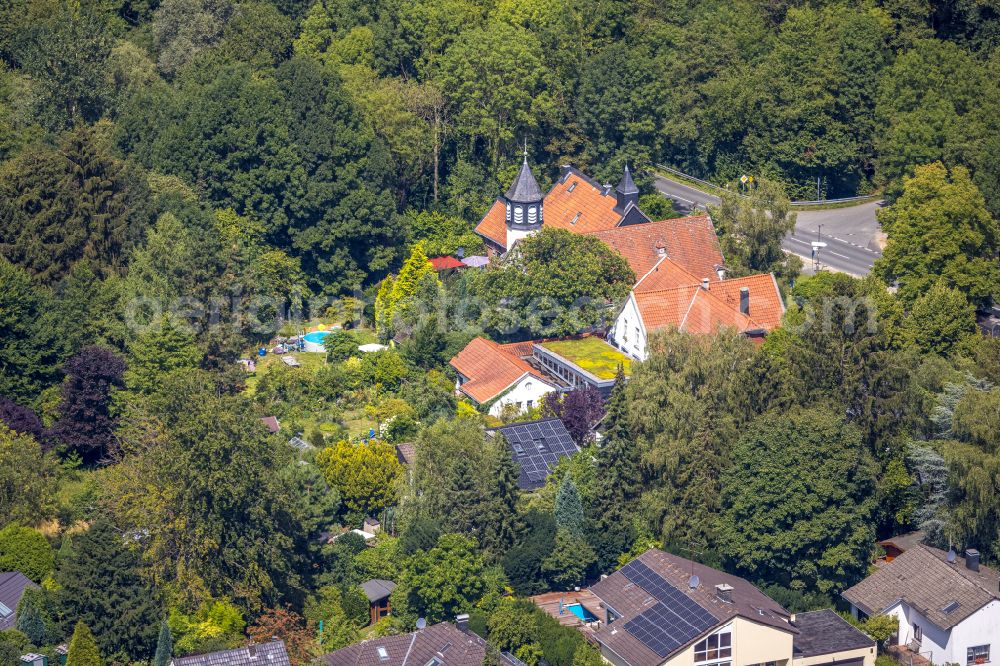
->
[610,293,649,360]
[844,545,1000,666]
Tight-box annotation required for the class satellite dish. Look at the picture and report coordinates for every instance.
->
[688,575,700,589]
[947,548,957,563]
[416,618,427,630]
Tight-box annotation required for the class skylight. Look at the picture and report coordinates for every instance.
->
[0,602,11,618]
[571,212,582,225]
[567,181,577,192]
[377,647,389,661]
[943,601,961,614]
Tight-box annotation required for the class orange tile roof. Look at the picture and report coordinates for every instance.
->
[474,168,625,251]
[542,171,622,234]
[476,200,508,247]
[586,215,724,281]
[634,285,756,335]
[449,337,549,404]
[711,273,785,331]
[500,340,537,358]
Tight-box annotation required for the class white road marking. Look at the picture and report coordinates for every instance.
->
[827,251,850,259]
[658,191,696,205]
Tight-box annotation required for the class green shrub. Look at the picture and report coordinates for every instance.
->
[0,526,54,582]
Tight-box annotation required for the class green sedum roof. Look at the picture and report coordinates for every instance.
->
[539,337,631,380]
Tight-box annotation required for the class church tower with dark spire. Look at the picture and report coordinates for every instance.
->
[504,148,544,248]
[614,163,640,214]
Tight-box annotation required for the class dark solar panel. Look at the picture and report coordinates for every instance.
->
[494,418,580,489]
[620,560,719,658]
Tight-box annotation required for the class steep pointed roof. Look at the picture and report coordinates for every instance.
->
[616,163,639,195]
[505,153,544,202]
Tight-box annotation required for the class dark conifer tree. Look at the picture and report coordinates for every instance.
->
[480,435,521,558]
[153,620,171,666]
[555,475,585,537]
[445,456,483,539]
[592,367,640,526]
[56,519,160,660]
[15,588,47,645]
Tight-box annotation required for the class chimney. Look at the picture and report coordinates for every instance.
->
[655,241,667,257]
[248,646,258,659]
[701,278,710,290]
[739,287,750,315]
[966,549,980,572]
[456,613,470,632]
[716,265,726,280]
[715,584,734,603]
[602,183,613,196]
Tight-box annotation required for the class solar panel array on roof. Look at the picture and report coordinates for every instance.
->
[619,559,719,658]
[492,418,579,490]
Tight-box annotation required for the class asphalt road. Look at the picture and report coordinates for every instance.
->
[653,174,882,276]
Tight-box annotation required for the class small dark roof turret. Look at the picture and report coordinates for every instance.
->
[616,163,639,196]
[505,150,544,203]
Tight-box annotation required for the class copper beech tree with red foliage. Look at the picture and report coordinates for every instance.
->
[248,607,317,666]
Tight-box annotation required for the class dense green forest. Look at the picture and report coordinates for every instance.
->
[2,0,1000,664]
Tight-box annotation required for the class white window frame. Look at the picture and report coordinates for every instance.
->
[693,627,732,666]
[968,645,990,665]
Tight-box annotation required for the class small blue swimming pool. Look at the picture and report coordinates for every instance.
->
[566,603,597,622]
[303,330,330,352]
[303,331,329,343]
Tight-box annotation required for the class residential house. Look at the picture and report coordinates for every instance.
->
[475,157,649,255]
[876,531,926,564]
[449,337,559,416]
[322,616,501,666]
[171,640,291,666]
[473,156,786,359]
[792,610,877,666]
[597,222,784,359]
[361,579,396,625]
[843,545,1000,665]
[584,549,873,666]
[487,417,579,490]
[0,571,38,630]
[450,335,631,415]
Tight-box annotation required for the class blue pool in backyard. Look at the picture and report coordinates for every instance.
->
[303,330,331,352]
[565,603,597,622]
